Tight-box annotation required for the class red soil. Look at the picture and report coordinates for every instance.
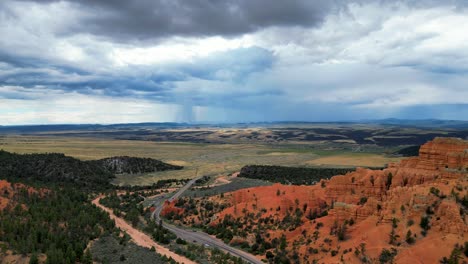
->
[0,180,12,210]
[161,200,185,217]
[0,180,47,211]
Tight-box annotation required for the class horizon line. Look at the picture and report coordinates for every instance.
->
[1,118,468,127]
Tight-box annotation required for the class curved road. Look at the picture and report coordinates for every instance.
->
[151,176,263,264]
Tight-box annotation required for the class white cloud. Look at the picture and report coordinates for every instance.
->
[111,36,256,66]
[0,87,179,124]
[251,2,468,70]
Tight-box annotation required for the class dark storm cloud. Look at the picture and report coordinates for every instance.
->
[378,0,468,8]
[14,0,468,42]
[0,64,170,99]
[0,47,275,102]
[24,0,334,42]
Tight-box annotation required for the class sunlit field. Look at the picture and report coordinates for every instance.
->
[0,135,403,186]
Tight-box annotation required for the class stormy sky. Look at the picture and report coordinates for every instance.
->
[1,0,467,124]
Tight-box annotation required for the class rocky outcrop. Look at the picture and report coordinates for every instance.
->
[325,137,468,204]
[389,138,467,188]
[324,168,389,204]
[418,137,468,170]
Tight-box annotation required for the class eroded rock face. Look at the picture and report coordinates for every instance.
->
[325,168,388,204]
[316,138,467,263]
[390,137,468,184]
[325,137,468,205]
[418,137,468,170]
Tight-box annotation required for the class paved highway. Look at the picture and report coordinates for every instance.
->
[151,176,263,264]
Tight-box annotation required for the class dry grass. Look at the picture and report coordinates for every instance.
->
[306,153,403,167]
[0,135,399,185]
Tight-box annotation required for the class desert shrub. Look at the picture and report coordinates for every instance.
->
[379,248,397,263]
[430,187,441,197]
[420,216,430,231]
[386,173,393,190]
[359,197,368,205]
[407,219,414,226]
[405,230,415,244]
[440,244,464,264]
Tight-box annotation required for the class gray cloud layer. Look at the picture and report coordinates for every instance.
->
[1,0,464,50]
[1,0,468,124]
[14,0,468,42]
[28,0,333,42]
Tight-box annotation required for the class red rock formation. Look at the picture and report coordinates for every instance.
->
[419,137,468,170]
[175,138,468,263]
[326,137,468,204]
[389,137,468,185]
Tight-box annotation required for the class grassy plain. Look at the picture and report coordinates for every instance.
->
[0,135,403,186]
[306,153,403,167]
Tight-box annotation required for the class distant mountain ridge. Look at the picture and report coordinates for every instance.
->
[1,119,467,147]
[364,118,468,128]
[1,118,468,133]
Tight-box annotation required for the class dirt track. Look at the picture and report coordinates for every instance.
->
[92,196,195,264]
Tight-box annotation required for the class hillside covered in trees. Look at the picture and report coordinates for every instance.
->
[0,151,183,188]
[92,156,183,174]
[393,145,420,157]
[0,150,184,263]
[0,150,114,188]
[238,165,359,185]
[0,180,115,263]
